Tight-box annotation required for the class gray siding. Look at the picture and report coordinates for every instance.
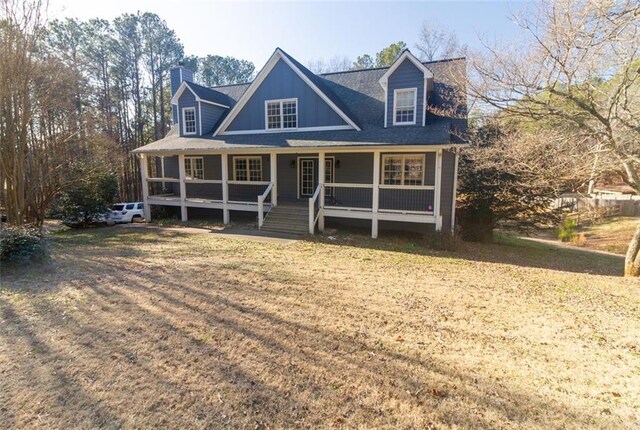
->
[200,104,225,135]
[227,59,347,131]
[277,154,299,202]
[439,150,456,232]
[330,153,373,184]
[387,59,424,127]
[177,90,199,137]
[163,156,179,178]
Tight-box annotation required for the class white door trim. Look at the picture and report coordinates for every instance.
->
[296,156,335,199]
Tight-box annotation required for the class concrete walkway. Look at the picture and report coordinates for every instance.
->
[117,223,301,245]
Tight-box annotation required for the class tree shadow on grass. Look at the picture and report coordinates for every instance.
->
[1,250,623,429]
[309,228,626,277]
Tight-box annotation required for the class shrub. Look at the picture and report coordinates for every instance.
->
[556,219,577,242]
[0,226,49,263]
[60,169,118,228]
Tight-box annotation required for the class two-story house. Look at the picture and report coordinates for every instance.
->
[133,48,466,237]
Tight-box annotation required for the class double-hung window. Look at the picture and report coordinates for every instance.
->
[182,107,197,135]
[393,88,417,125]
[382,154,424,186]
[233,156,262,182]
[184,156,204,180]
[265,99,297,130]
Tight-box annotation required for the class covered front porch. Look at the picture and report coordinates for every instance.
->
[139,147,456,238]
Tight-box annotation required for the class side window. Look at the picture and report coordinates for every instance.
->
[125,204,135,210]
[137,203,144,210]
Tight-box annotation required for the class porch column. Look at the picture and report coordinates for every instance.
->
[178,154,188,221]
[139,154,151,222]
[434,149,443,231]
[318,152,325,232]
[371,151,381,239]
[451,150,459,233]
[270,153,278,206]
[221,153,230,224]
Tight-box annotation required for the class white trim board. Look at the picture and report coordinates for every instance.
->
[392,88,418,126]
[214,48,361,136]
[182,107,197,135]
[378,50,434,85]
[134,144,467,157]
[222,125,352,135]
[171,81,230,109]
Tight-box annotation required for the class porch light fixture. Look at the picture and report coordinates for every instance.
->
[335,160,340,169]
[290,160,296,168]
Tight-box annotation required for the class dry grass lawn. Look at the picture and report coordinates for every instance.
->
[1,226,639,429]
[576,217,640,255]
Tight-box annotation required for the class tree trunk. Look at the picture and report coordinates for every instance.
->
[625,223,640,277]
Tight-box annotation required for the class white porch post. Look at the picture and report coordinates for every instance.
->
[139,154,151,221]
[270,153,278,206]
[434,149,443,231]
[451,150,459,233]
[178,154,188,221]
[318,152,325,232]
[372,151,381,238]
[221,153,230,224]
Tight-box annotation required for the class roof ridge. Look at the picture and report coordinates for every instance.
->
[319,56,466,77]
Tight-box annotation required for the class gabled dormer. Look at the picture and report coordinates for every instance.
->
[214,48,360,136]
[379,50,434,128]
[170,65,231,137]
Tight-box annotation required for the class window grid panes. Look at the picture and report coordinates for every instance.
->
[382,155,424,186]
[234,157,262,182]
[266,99,297,130]
[394,89,416,124]
[185,157,204,180]
[282,101,297,128]
[266,102,281,129]
[183,108,196,134]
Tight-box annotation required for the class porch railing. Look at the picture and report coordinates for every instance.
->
[379,185,435,214]
[324,183,373,210]
[258,183,274,228]
[147,178,180,200]
[185,179,223,201]
[308,183,322,234]
[228,181,271,203]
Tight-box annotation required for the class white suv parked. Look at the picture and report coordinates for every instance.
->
[111,202,145,223]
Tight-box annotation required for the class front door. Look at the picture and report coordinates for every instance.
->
[300,159,315,197]
[298,157,334,198]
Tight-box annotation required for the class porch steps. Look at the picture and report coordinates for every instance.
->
[261,205,309,235]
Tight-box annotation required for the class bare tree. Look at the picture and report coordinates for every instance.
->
[463,0,640,276]
[416,20,463,61]
[307,55,352,74]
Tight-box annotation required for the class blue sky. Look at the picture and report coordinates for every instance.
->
[48,0,532,67]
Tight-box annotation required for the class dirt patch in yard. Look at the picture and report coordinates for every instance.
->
[1,228,639,429]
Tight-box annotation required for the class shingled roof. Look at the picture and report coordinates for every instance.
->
[135,54,467,153]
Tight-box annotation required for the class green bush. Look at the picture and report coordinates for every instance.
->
[0,226,49,263]
[60,170,118,228]
[556,219,577,242]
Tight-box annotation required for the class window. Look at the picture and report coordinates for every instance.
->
[184,156,204,180]
[137,203,144,210]
[382,154,424,186]
[393,88,417,125]
[265,99,297,130]
[182,107,197,135]
[125,203,135,210]
[233,156,262,182]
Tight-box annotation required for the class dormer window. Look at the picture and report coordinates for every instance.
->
[393,89,417,125]
[182,107,197,135]
[265,98,297,130]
